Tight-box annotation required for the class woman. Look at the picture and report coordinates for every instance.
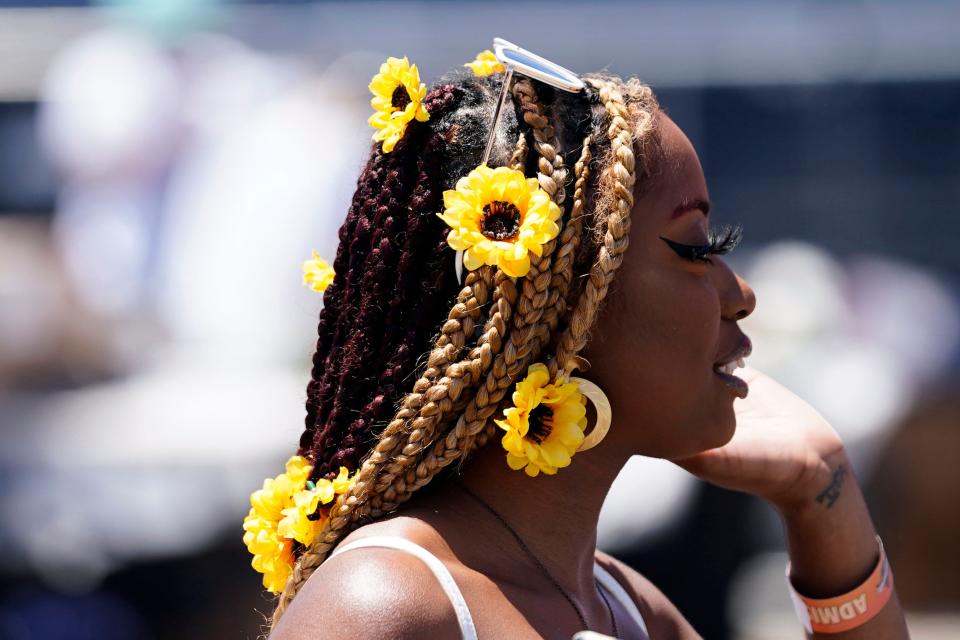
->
[248,52,910,638]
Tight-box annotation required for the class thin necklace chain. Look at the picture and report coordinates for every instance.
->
[457,482,619,638]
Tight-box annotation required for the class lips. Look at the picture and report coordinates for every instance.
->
[713,336,752,399]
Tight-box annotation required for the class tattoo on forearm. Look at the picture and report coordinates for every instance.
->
[815,465,847,508]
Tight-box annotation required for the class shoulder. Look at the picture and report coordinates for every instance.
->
[594,549,703,639]
[269,519,465,640]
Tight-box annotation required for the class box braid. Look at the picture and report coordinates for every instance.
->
[272,70,660,627]
[364,76,570,513]
[300,85,467,478]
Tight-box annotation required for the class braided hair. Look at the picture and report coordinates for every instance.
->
[275,67,661,626]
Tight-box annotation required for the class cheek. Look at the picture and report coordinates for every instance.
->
[587,263,727,455]
[620,265,717,382]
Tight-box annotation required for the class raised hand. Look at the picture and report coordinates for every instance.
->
[671,366,847,511]
[673,366,909,639]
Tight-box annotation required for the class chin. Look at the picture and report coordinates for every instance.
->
[704,407,737,450]
[642,408,737,460]
[677,402,738,458]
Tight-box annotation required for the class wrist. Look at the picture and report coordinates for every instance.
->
[786,535,894,634]
[767,446,852,519]
[775,452,881,599]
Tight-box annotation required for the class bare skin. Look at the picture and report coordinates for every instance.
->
[270,114,910,639]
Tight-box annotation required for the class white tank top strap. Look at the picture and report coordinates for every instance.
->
[328,535,479,640]
[593,562,651,639]
[329,536,650,640]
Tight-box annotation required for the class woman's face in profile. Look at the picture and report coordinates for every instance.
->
[583,113,756,460]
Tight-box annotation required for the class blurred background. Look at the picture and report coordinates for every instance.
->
[1,1,958,638]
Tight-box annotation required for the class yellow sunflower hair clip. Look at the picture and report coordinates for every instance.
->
[436,164,561,277]
[368,56,430,153]
[495,360,611,477]
[438,38,585,282]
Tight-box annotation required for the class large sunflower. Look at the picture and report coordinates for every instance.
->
[368,56,429,153]
[436,165,562,278]
[495,363,587,477]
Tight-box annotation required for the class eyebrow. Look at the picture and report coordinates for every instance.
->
[671,198,711,219]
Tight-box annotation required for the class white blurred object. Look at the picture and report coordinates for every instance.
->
[156,67,365,362]
[51,184,155,316]
[598,456,697,553]
[0,222,66,368]
[0,359,304,589]
[740,241,960,474]
[740,242,847,346]
[849,256,960,382]
[39,27,180,180]
[39,27,181,319]
[178,32,293,136]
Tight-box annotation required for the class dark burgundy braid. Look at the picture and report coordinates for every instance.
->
[303,122,426,460]
[300,84,465,480]
[300,148,388,449]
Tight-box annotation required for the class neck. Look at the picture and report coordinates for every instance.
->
[438,427,630,596]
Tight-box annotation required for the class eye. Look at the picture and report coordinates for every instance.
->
[659,224,743,265]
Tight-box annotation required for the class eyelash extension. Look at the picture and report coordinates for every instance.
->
[659,223,743,264]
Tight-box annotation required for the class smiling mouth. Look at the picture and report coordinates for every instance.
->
[715,357,745,377]
[713,338,751,399]
[713,362,749,398]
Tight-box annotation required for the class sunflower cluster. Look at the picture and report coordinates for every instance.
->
[242,456,354,593]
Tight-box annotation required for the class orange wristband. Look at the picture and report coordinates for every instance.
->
[785,535,894,635]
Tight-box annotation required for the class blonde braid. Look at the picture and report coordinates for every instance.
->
[365,132,535,512]
[367,273,516,510]
[509,131,529,171]
[548,78,638,377]
[269,265,494,622]
[474,135,593,452]
[345,77,569,515]
[476,79,644,449]
[376,78,569,507]
[386,77,569,494]
[535,136,592,364]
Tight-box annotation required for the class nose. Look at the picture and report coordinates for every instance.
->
[715,260,756,321]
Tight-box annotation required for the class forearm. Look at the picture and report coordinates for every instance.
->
[776,449,910,640]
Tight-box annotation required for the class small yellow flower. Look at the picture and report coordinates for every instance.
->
[495,363,587,477]
[368,56,430,153]
[277,485,326,547]
[284,454,313,485]
[242,515,294,593]
[242,455,357,593]
[302,250,335,292]
[331,465,352,494]
[465,50,506,77]
[436,164,562,278]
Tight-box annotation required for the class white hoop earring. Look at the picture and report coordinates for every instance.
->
[570,377,611,452]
